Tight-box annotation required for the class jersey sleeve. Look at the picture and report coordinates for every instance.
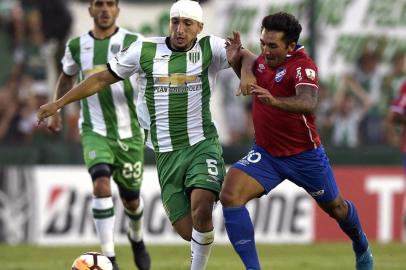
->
[108,38,142,80]
[61,39,79,76]
[209,35,230,71]
[291,59,319,89]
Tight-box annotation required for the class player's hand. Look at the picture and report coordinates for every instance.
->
[250,83,276,106]
[47,112,62,133]
[37,102,59,125]
[238,72,257,96]
[225,31,242,65]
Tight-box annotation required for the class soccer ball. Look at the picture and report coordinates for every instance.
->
[71,252,113,270]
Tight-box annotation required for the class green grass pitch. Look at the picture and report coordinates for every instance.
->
[1,242,405,269]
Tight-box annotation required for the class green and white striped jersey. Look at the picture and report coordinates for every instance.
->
[62,28,142,140]
[108,35,230,152]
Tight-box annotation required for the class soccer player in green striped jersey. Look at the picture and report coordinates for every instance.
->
[38,1,254,269]
[46,1,150,270]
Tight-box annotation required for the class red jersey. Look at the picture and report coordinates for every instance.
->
[390,81,406,152]
[252,46,321,156]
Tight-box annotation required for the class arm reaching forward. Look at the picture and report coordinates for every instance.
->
[37,69,119,124]
[226,31,257,95]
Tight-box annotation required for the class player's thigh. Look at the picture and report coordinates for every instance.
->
[111,137,145,193]
[81,132,115,170]
[287,145,339,203]
[186,137,226,198]
[231,144,284,196]
[155,149,191,225]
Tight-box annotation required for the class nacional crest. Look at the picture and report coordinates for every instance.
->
[275,67,286,82]
[188,50,200,64]
[110,44,121,54]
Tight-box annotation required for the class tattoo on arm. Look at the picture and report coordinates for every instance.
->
[274,85,318,113]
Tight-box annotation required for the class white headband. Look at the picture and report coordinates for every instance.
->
[170,0,203,23]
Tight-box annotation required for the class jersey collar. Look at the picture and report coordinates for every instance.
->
[165,37,198,52]
[286,44,304,58]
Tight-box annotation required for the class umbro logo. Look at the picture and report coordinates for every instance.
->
[154,55,170,62]
[235,239,252,245]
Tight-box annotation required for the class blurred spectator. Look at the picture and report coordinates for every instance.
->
[328,75,370,148]
[382,51,406,145]
[0,77,48,144]
[340,49,385,145]
[33,0,72,75]
[0,81,20,142]
[382,51,406,102]
[0,0,24,84]
[315,82,334,141]
[217,69,254,146]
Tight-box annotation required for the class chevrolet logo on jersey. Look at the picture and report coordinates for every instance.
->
[155,73,200,87]
[84,65,107,78]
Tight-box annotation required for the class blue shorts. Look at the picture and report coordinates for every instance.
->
[232,144,339,203]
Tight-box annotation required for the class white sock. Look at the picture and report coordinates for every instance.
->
[126,197,144,242]
[190,228,214,270]
[92,196,115,257]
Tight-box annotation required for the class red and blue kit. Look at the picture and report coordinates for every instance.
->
[253,46,321,156]
[233,46,339,203]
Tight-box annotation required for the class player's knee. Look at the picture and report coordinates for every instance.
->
[119,188,140,211]
[191,204,212,222]
[122,197,140,211]
[324,201,347,221]
[93,178,111,197]
[219,188,239,207]
[89,163,112,180]
[90,164,113,197]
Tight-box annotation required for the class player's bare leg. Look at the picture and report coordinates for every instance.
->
[318,195,373,270]
[190,189,216,270]
[173,189,216,270]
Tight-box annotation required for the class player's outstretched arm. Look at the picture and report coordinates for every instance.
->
[37,70,119,123]
[238,49,257,96]
[225,31,256,96]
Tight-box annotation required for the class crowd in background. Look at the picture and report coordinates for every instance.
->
[0,0,75,145]
[1,0,406,162]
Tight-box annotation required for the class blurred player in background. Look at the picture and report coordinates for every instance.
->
[387,80,406,243]
[220,12,374,270]
[38,0,254,269]
[46,0,150,269]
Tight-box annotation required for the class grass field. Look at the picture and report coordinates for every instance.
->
[1,242,405,269]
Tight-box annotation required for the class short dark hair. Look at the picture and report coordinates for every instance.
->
[261,12,302,46]
[89,0,119,5]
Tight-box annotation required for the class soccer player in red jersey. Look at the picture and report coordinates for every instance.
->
[221,12,373,270]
